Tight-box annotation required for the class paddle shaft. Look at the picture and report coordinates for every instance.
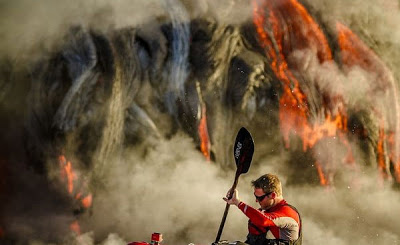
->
[214,170,241,243]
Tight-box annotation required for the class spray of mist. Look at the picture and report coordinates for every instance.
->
[40,133,400,245]
[1,0,400,245]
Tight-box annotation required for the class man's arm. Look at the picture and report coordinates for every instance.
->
[223,189,277,227]
[237,202,277,227]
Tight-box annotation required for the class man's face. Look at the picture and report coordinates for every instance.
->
[254,187,275,210]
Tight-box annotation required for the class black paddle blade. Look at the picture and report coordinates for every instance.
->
[233,127,254,174]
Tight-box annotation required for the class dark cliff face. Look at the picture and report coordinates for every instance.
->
[10,0,395,181]
[0,0,398,193]
[9,14,283,173]
[0,0,400,243]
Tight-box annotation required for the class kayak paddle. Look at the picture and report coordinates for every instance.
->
[214,127,254,243]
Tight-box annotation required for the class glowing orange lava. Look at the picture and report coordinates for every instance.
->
[70,220,81,235]
[377,122,391,180]
[337,22,386,76]
[252,0,354,185]
[58,154,93,235]
[59,155,93,205]
[315,162,328,186]
[198,106,211,161]
[387,132,400,182]
[337,22,400,182]
[81,194,93,208]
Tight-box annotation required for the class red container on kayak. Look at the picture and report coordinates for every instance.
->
[151,233,163,244]
[127,232,163,245]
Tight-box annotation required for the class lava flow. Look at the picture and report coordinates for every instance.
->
[252,0,355,185]
[196,81,211,161]
[59,155,92,234]
[336,22,400,183]
[198,105,211,161]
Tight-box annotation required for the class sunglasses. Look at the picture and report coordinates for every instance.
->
[254,192,272,202]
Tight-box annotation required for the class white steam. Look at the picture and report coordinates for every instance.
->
[46,134,400,245]
[2,0,400,245]
[84,134,248,245]
[0,0,164,58]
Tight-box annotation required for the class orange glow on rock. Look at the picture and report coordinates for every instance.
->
[336,22,386,75]
[377,123,391,180]
[198,106,211,161]
[59,155,76,194]
[81,194,93,209]
[59,155,93,208]
[75,192,82,200]
[337,22,400,183]
[387,132,400,182]
[252,0,354,185]
[315,162,328,186]
[65,161,75,194]
[70,220,81,235]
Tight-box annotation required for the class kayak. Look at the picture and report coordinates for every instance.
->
[126,232,246,245]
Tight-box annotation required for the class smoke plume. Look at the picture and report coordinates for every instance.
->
[1,0,400,245]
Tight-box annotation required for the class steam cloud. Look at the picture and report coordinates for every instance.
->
[31,135,399,245]
[1,0,400,245]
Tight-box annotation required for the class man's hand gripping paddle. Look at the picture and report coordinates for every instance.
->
[214,127,254,243]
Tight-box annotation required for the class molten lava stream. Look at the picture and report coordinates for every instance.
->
[252,0,354,185]
[387,132,400,182]
[337,22,400,182]
[81,193,93,209]
[59,155,93,206]
[70,220,81,235]
[198,106,211,161]
[196,81,211,161]
[59,155,93,234]
[315,161,328,186]
[59,155,75,194]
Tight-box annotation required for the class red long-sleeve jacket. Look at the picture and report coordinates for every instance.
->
[237,200,300,241]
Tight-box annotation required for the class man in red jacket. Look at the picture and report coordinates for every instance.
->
[223,174,302,245]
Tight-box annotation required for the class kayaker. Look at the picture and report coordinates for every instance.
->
[223,173,302,245]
